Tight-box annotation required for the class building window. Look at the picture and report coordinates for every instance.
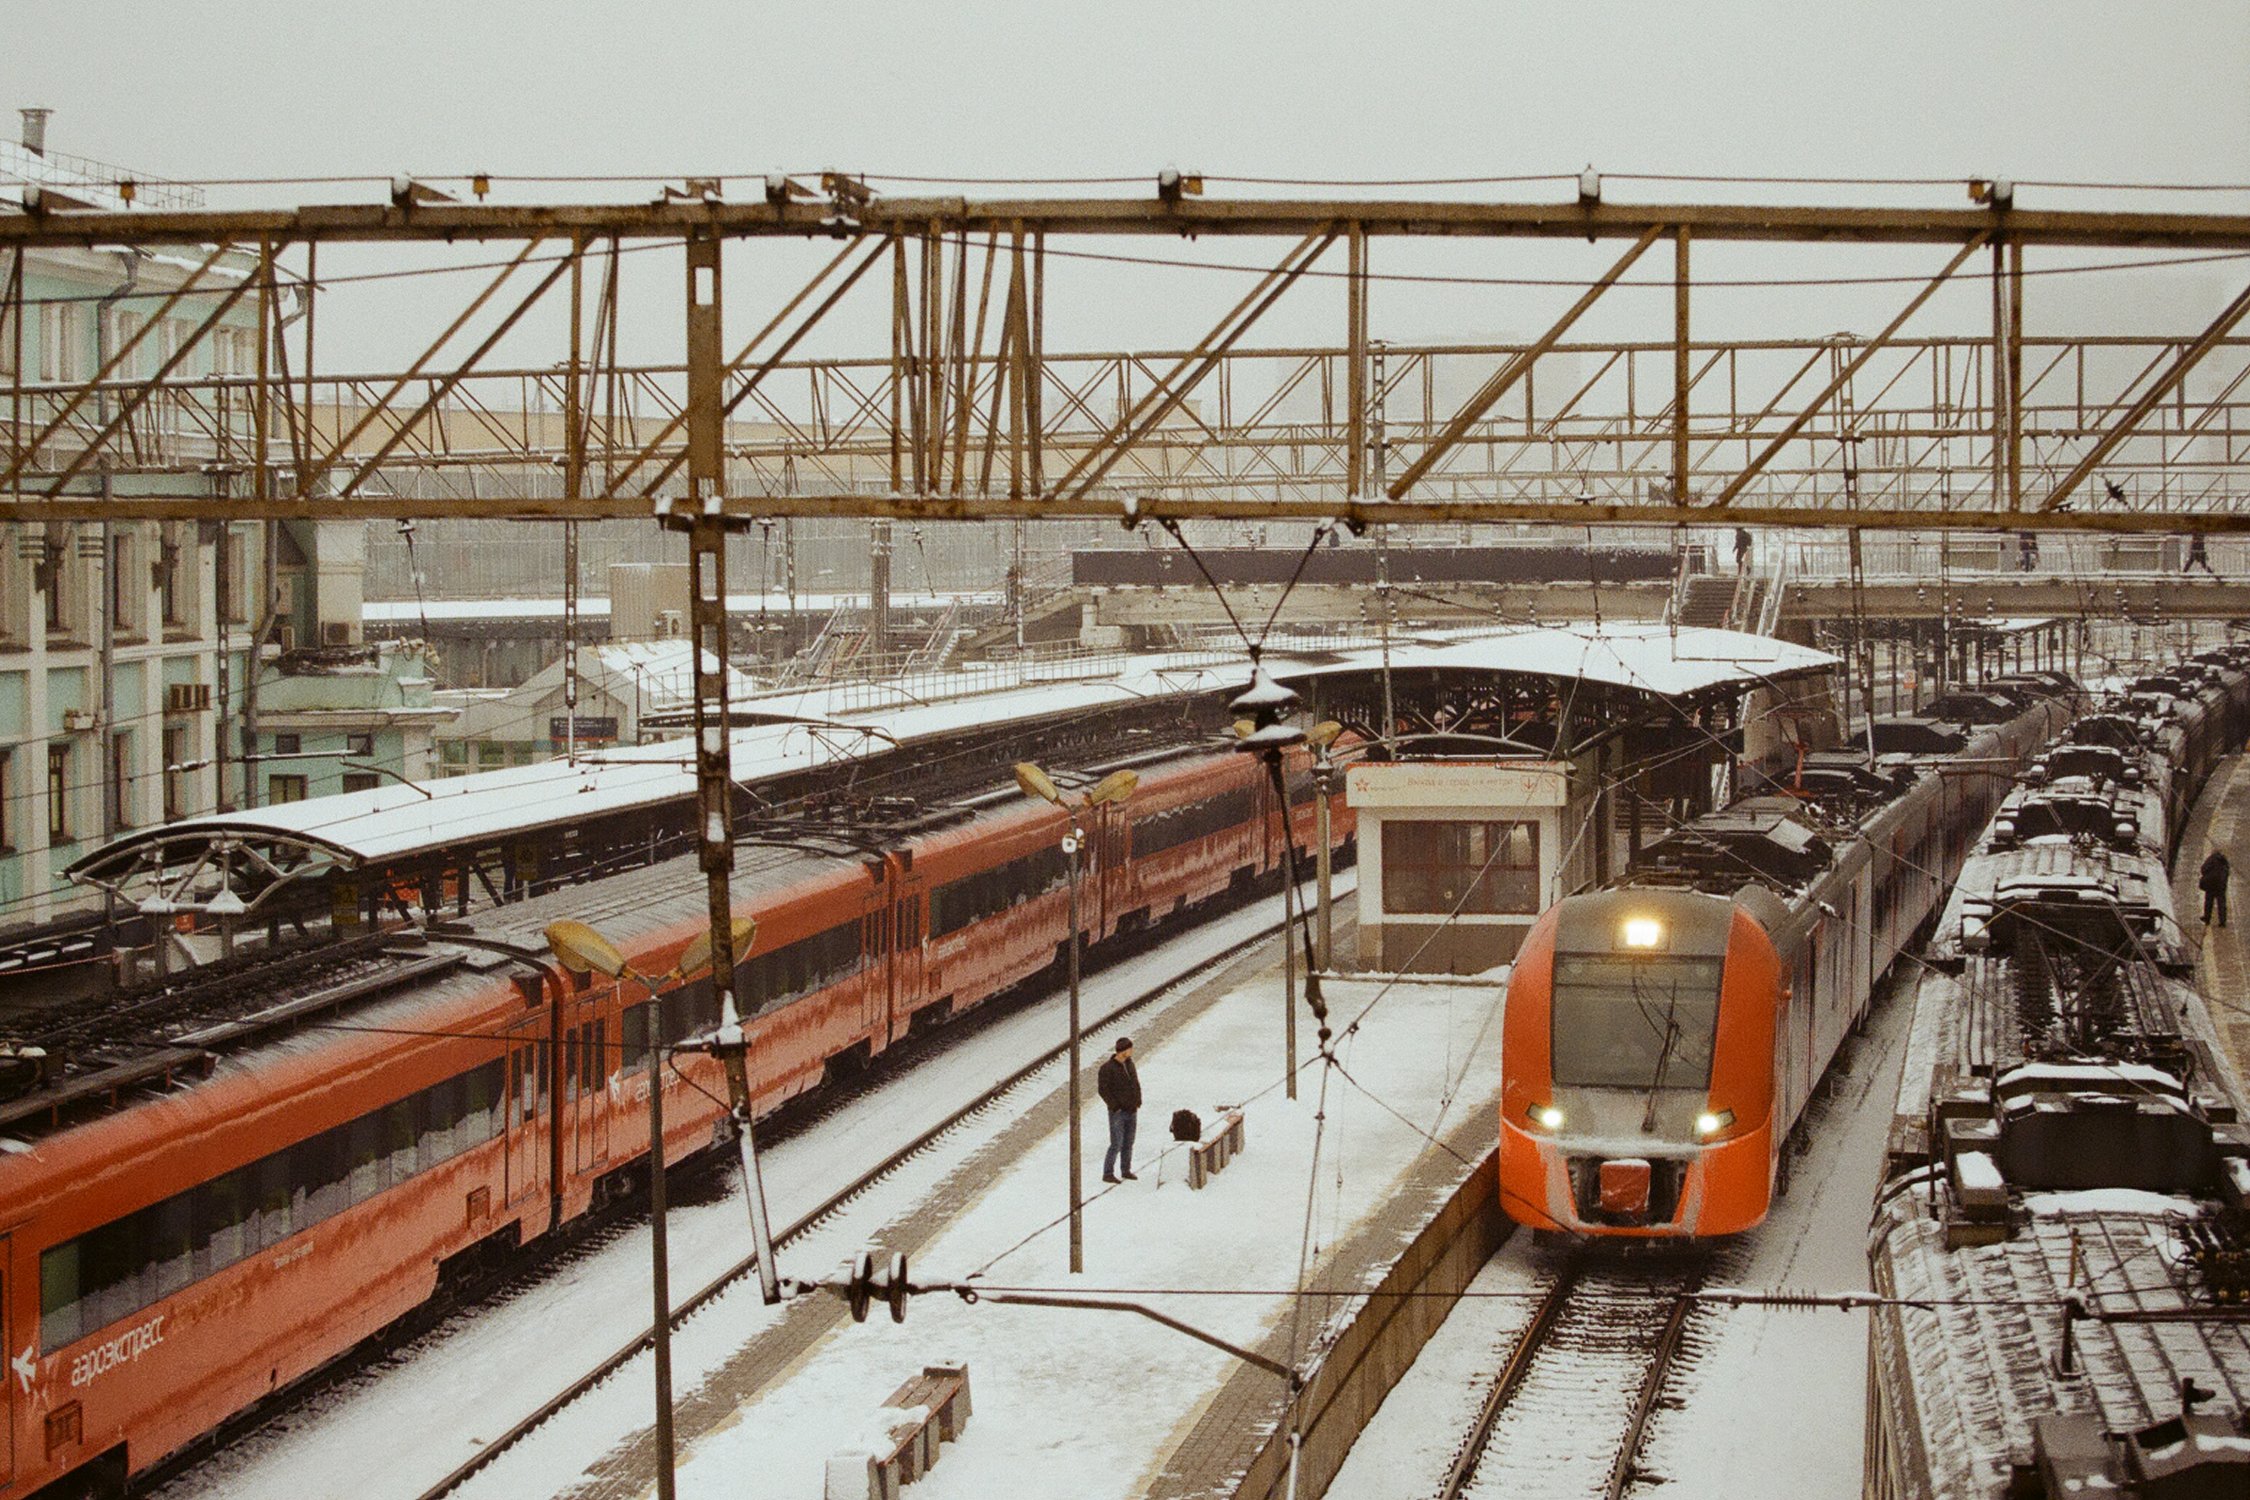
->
[268,774,307,804]
[223,529,248,623]
[157,529,184,627]
[110,731,133,830]
[0,749,12,851]
[47,743,69,846]
[40,303,80,383]
[346,732,373,757]
[43,541,69,636]
[1381,819,1541,916]
[110,531,140,637]
[162,725,186,822]
[341,772,379,795]
[273,732,301,756]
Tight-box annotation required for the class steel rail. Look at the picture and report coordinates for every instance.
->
[1436,1259,1581,1500]
[406,902,1309,1500]
[1438,1252,1708,1500]
[1606,1276,1703,1500]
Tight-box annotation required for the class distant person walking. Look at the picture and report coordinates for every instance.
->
[1098,1036,1143,1182]
[2017,531,2038,572]
[2201,848,2231,927]
[2186,533,2218,577]
[1733,527,1753,574]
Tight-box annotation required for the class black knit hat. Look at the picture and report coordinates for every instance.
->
[1114,1036,1132,1053]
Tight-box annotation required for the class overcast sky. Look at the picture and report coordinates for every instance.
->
[9,3,2250,369]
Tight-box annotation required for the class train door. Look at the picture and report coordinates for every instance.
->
[570,999,609,1177]
[505,1020,545,1209]
[2,1233,13,1487]
[860,904,890,1047]
[888,882,925,1043]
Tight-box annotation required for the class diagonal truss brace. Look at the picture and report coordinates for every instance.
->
[2041,273,2250,511]
[1052,225,1338,505]
[1387,226,1664,500]
[1706,233,1988,509]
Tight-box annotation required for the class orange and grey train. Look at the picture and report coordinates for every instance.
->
[1497,682,2078,1239]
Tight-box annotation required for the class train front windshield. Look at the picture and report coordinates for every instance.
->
[1549,954,1725,1090]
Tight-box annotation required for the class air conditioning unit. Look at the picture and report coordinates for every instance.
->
[322,620,355,646]
[165,682,212,714]
[61,709,99,732]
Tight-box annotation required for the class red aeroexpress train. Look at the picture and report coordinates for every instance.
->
[0,742,1347,1499]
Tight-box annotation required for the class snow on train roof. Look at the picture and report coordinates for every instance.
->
[1871,1186,2250,1492]
[71,624,1831,874]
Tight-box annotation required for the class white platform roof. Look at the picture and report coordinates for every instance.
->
[70,625,1834,875]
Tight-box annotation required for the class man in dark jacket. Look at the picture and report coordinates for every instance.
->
[1097,1036,1142,1183]
[2201,848,2232,927]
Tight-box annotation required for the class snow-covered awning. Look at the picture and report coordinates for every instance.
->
[69,625,1827,880]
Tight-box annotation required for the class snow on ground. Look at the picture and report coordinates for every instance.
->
[1329,975,1912,1500]
[161,883,1347,1500]
[1633,979,1911,1499]
[469,965,1506,1500]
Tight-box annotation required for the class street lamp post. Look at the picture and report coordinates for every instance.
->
[1305,721,1344,973]
[1015,762,1139,1275]
[544,914,755,1500]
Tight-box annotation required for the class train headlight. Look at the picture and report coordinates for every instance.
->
[1529,1103,1566,1131]
[1620,917,1666,951]
[1695,1108,1735,1138]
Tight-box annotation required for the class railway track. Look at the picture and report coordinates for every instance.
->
[1438,1250,1708,1500]
[404,894,1322,1500]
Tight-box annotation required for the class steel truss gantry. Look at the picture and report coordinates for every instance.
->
[6,190,2250,534]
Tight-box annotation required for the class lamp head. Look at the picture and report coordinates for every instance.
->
[545,919,631,980]
[1014,761,1065,807]
[1086,769,1140,807]
[1306,720,1344,751]
[676,916,759,980]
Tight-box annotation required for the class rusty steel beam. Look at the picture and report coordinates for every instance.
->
[1707,234,1987,509]
[6,197,2250,250]
[20,486,2250,534]
[1388,226,1663,499]
[2041,274,2250,511]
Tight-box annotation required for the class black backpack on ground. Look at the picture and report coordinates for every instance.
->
[1170,1107,1202,1143]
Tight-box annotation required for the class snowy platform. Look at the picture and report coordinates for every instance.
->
[463,956,1508,1500]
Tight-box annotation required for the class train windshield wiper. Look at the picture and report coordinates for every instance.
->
[1639,975,1684,1133]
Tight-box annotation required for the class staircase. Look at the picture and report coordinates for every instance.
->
[1673,573,1740,628]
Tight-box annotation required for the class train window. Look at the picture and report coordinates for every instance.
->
[1548,954,1724,1091]
[348,1113,388,1203]
[1381,820,1540,915]
[194,1166,252,1277]
[148,1196,193,1299]
[563,1033,581,1102]
[742,922,864,1011]
[622,1003,650,1070]
[37,1054,518,1353]
[1131,786,1257,860]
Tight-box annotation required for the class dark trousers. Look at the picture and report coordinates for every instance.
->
[1104,1107,1138,1177]
[2205,884,2228,926]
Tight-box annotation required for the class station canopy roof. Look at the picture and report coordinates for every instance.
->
[69,624,1833,880]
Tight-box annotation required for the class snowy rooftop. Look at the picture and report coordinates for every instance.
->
[70,624,1833,876]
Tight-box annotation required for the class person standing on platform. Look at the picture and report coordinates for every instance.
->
[1733,527,1753,575]
[2200,848,2231,927]
[1098,1036,1142,1182]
